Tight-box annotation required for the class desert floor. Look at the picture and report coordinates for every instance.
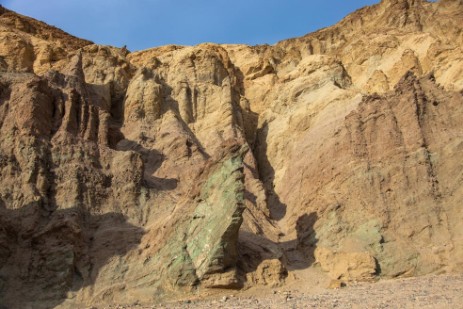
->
[102,272,463,309]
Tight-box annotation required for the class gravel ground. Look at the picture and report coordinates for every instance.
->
[103,274,463,309]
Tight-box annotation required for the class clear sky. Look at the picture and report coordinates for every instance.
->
[1,0,379,51]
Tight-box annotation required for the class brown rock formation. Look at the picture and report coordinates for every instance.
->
[0,1,462,308]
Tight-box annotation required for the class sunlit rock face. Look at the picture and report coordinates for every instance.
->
[0,1,463,307]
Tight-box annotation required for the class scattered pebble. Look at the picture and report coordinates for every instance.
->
[101,274,463,309]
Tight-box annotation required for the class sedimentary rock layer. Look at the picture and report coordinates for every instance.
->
[0,0,462,308]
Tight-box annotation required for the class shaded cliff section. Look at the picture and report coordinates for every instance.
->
[0,54,145,308]
[0,203,144,309]
[0,8,279,307]
[0,47,270,308]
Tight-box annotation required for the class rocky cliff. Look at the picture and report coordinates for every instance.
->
[0,0,462,308]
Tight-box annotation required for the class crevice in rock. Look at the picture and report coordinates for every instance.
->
[108,94,126,149]
[253,121,287,221]
[408,73,442,200]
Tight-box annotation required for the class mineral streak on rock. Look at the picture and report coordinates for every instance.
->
[0,1,463,308]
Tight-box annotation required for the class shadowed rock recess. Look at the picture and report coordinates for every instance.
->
[0,0,463,307]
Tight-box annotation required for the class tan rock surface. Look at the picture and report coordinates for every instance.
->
[0,1,463,308]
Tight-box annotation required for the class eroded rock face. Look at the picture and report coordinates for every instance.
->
[0,1,462,307]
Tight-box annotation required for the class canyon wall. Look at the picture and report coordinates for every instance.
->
[0,0,462,308]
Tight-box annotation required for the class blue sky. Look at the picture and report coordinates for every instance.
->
[1,0,379,51]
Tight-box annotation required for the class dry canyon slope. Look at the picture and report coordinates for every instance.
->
[0,0,463,308]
